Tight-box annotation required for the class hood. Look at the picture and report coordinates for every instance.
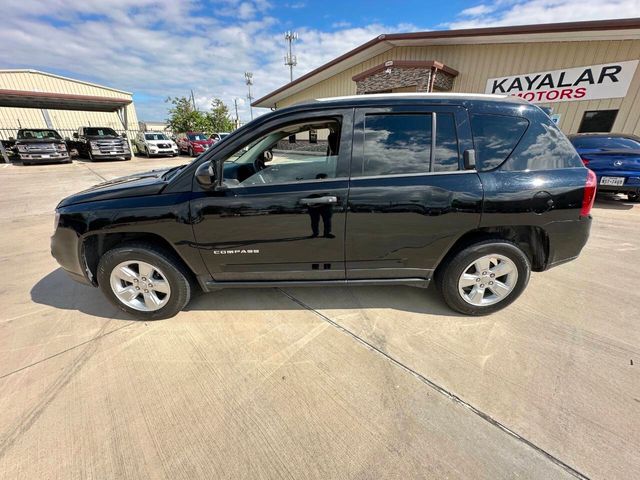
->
[147,139,174,145]
[86,134,123,140]
[16,138,65,145]
[191,139,213,145]
[58,167,171,207]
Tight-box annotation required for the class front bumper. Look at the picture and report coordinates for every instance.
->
[19,152,70,163]
[51,223,93,286]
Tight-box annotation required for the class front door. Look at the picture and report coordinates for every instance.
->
[191,109,352,282]
[346,105,483,280]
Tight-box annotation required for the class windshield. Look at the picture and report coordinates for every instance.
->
[17,129,61,140]
[145,133,168,140]
[86,128,118,137]
[572,136,640,150]
[188,133,208,141]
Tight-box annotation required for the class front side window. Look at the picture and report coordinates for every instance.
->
[223,119,341,187]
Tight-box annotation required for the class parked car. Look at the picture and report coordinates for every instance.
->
[569,133,640,202]
[176,132,214,156]
[210,132,230,143]
[67,127,131,161]
[7,128,70,165]
[51,93,594,320]
[134,131,179,157]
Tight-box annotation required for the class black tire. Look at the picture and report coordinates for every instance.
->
[628,192,640,203]
[87,149,94,161]
[124,155,131,161]
[97,242,192,320]
[145,147,150,158]
[188,147,194,157]
[437,239,531,316]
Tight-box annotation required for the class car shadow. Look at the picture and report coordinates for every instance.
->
[593,194,636,210]
[32,268,463,320]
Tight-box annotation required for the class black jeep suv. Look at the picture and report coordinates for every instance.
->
[51,94,594,319]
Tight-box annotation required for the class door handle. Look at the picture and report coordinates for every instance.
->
[300,196,338,206]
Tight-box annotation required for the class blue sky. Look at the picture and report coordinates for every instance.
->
[1,0,638,122]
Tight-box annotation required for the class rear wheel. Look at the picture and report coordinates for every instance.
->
[437,240,531,316]
[97,243,192,320]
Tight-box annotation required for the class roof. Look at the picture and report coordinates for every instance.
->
[253,18,640,108]
[0,89,132,112]
[0,69,132,95]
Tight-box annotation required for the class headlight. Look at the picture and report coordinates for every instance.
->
[55,144,67,151]
[17,145,28,152]
[90,141,98,148]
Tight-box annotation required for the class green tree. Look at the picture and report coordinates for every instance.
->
[165,96,205,133]
[206,98,235,132]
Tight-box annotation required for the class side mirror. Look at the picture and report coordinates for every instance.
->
[73,133,79,139]
[195,161,217,189]
[463,149,476,170]
[121,133,127,138]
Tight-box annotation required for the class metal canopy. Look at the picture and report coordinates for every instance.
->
[0,89,131,112]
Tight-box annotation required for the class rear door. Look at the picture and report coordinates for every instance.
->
[346,105,483,280]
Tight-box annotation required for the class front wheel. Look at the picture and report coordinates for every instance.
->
[437,240,531,316]
[628,192,640,203]
[97,243,192,320]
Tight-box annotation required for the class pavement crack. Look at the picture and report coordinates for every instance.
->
[0,320,136,459]
[276,287,590,480]
[79,162,108,182]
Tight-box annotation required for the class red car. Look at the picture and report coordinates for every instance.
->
[176,132,214,156]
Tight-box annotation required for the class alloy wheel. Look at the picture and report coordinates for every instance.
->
[109,260,171,312]
[458,254,518,306]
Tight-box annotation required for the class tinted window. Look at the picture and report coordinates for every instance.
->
[85,128,118,137]
[578,110,618,133]
[571,136,640,150]
[223,120,341,187]
[188,133,208,141]
[359,114,431,176]
[471,114,529,170]
[145,133,168,140]
[434,113,459,172]
[17,129,61,139]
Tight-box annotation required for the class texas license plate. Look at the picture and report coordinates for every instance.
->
[41,154,50,158]
[110,151,117,155]
[600,176,625,186]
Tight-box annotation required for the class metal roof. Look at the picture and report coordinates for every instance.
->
[0,69,132,95]
[0,89,132,112]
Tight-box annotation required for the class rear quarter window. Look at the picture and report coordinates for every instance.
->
[471,114,529,171]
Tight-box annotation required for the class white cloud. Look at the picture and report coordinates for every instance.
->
[448,0,640,29]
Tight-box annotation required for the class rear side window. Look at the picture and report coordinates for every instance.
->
[471,114,528,170]
[434,113,459,172]
[360,114,432,176]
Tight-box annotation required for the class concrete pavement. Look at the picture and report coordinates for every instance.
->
[0,156,638,479]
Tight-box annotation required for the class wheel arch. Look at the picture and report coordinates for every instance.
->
[435,225,549,280]
[82,232,197,287]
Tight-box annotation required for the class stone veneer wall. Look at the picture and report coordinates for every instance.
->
[355,65,456,94]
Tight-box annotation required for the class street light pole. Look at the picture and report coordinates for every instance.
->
[244,72,254,121]
[284,31,298,83]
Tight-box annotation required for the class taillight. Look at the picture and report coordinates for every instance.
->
[580,156,590,166]
[580,169,597,216]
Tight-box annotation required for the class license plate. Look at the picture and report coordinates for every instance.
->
[110,151,118,155]
[600,176,625,186]
[41,154,50,158]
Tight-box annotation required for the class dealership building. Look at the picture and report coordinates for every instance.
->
[0,69,139,141]
[254,18,640,135]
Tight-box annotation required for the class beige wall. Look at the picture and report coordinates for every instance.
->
[276,40,640,135]
[0,71,138,137]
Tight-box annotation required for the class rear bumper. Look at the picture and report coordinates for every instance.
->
[595,173,640,194]
[544,215,592,270]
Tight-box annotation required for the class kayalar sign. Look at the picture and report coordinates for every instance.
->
[485,60,638,103]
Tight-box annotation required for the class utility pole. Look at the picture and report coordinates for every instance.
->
[233,98,240,129]
[284,31,298,82]
[244,72,254,121]
[190,89,197,110]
